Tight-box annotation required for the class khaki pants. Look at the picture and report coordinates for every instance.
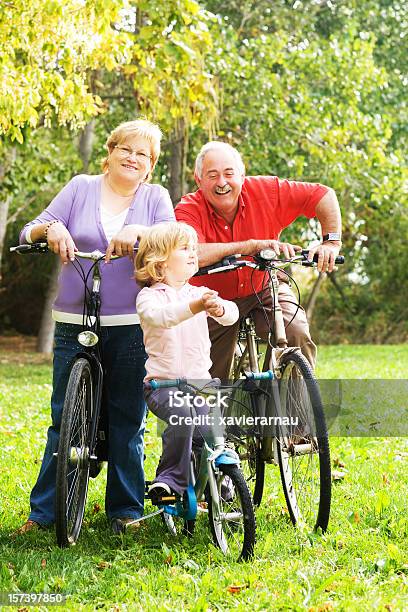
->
[208,282,316,379]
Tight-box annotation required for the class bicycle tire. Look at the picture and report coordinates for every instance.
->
[226,382,265,507]
[207,463,256,561]
[276,351,331,532]
[55,358,93,547]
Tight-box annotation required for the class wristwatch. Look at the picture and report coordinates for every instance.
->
[322,233,341,242]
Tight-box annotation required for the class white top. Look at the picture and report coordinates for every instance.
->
[100,205,130,243]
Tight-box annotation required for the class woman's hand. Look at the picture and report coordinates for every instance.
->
[105,224,147,263]
[47,222,77,264]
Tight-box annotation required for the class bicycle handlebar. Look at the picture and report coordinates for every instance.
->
[245,371,274,380]
[10,243,49,254]
[300,250,345,266]
[149,378,186,390]
[195,250,344,276]
[10,243,123,260]
[194,255,242,277]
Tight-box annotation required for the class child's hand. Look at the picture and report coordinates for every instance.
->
[202,291,224,317]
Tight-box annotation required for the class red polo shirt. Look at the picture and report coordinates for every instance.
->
[175,176,328,300]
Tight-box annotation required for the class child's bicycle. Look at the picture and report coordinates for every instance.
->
[129,378,257,561]
[195,248,344,533]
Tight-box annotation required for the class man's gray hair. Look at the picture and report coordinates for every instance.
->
[195,141,245,179]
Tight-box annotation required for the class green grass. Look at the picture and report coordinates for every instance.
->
[0,345,407,611]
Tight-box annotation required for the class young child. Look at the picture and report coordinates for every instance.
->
[135,222,239,504]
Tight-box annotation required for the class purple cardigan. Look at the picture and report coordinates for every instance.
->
[20,174,175,321]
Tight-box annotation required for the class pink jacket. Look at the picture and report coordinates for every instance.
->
[136,282,239,380]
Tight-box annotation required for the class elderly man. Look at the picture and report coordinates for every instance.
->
[175,141,342,378]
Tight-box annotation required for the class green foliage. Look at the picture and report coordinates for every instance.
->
[121,0,218,131]
[0,0,127,139]
[0,0,218,140]
[0,0,407,340]
[193,0,408,342]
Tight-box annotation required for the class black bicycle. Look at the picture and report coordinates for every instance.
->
[10,242,119,547]
[195,248,344,532]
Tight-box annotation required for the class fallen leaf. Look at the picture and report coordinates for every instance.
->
[92,503,101,514]
[227,584,248,594]
[41,559,46,568]
[348,511,360,524]
[164,554,173,565]
[97,561,112,570]
[382,473,390,485]
[333,458,346,468]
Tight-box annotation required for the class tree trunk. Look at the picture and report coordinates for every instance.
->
[0,195,11,282]
[168,119,188,205]
[305,271,326,322]
[36,259,61,353]
[78,119,96,173]
[0,146,16,283]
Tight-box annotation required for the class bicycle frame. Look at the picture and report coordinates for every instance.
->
[148,380,241,522]
[199,249,342,466]
[10,244,119,469]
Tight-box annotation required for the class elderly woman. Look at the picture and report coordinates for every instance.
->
[16,119,175,535]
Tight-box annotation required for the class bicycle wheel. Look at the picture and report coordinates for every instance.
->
[226,382,265,506]
[207,463,256,561]
[55,358,93,547]
[276,351,331,532]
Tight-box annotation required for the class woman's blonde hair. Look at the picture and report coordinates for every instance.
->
[102,119,162,182]
[135,222,198,287]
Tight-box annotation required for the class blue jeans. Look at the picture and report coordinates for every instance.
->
[29,322,147,526]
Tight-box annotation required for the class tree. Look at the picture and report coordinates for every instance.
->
[0,0,130,141]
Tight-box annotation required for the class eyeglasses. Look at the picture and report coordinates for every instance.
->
[114,145,152,162]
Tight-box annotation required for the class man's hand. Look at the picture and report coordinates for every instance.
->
[47,222,77,264]
[307,242,341,273]
[244,239,302,258]
[202,290,224,317]
[105,224,147,263]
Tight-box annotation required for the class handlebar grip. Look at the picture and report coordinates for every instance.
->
[300,250,344,265]
[149,379,185,390]
[195,254,241,277]
[9,243,49,254]
[245,371,274,380]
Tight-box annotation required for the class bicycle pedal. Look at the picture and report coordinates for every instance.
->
[159,495,177,503]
